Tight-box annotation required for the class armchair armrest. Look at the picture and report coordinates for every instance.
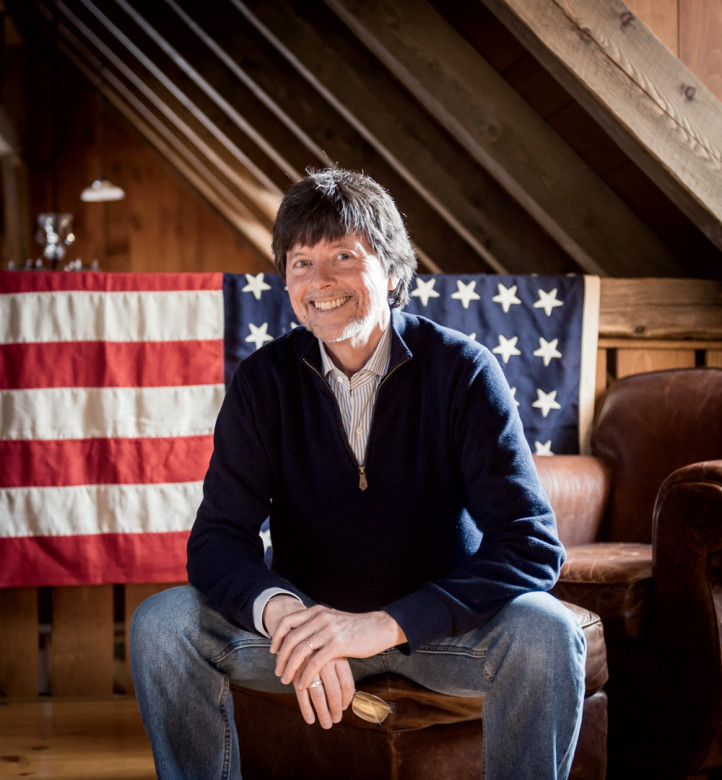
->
[651,460,722,772]
[533,455,611,547]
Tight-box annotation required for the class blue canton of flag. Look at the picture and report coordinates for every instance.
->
[223,273,597,455]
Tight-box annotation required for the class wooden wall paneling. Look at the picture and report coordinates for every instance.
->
[616,346,696,378]
[625,0,679,55]
[123,583,181,695]
[0,588,38,696]
[707,350,722,368]
[326,0,681,278]
[599,278,722,340]
[51,585,114,697]
[483,0,722,255]
[680,0,722,102]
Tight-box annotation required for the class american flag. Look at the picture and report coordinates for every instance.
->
[0,271,597,588]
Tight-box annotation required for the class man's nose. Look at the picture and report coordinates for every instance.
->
[313,259,336,286]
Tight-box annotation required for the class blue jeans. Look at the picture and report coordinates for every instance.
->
[130,586,586,780]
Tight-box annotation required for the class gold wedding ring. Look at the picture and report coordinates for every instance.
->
[305,639,315,651]
[309,679,323,688]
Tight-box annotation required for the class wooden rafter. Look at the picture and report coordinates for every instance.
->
[482,0,722,251]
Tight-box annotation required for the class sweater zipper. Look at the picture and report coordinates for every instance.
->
[303,355,411,491]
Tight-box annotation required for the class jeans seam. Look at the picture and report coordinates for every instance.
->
[219,676,232,780]
[208,638,270,666]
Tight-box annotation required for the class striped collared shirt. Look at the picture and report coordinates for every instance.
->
[319,324,392,465]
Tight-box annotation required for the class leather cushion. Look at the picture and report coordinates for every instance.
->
[552,542,653,641]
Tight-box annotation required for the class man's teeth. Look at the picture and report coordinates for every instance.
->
[314,297,349,311]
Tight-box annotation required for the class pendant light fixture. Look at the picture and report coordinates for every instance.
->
[81,70,125,203]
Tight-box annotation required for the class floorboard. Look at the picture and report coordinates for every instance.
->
[0,697,155,779]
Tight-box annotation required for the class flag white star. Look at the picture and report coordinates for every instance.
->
[242,273,272,301]
[533,288,564,317]
[532,388,562,417]
[533,337,562,366]
[492,283,522,313]
[451,279,481,309]
[492,334,521,364]
[509,386,520,407]
[245,322,274,350]
[411,277,440,306]
[468,332,477,341]
[534,440,554,456]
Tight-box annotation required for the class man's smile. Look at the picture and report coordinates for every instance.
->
[312,296,351,311]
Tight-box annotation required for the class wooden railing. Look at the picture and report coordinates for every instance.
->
[1,278,720,699]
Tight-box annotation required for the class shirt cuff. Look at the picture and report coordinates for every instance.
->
[253,587,303,637]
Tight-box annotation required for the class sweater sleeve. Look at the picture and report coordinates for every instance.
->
[186,367,306,633]
[382,347,565,653]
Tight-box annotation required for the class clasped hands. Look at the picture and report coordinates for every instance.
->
[264,596,406,729]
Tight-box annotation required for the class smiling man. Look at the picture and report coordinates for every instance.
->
[130,168,586,780]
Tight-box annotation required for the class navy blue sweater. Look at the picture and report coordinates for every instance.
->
[187,310,564,652]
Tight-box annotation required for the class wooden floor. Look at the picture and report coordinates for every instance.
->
[0,698,155,779]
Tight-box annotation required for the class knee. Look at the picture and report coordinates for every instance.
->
[493,593,586,680]
[130,585,198,660]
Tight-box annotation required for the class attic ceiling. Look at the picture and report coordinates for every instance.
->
[5,0,722,278]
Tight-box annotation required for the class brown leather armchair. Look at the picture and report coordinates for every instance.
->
[544,367,722,779]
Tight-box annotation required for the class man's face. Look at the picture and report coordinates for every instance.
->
[285,234,394,348]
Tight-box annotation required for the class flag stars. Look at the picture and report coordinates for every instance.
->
[533,337,562,366]
[492,334,521,364]
[242,273,272,301]
[492,283,522,313]
[535,440,554,456]
[245,322,274,350]
[451,279,481,309]
[532,389,562,417]
[509,387,520,407]
[533,288,564,317]
[411,277,440,307]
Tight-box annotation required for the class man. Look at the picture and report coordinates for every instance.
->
[130,168,586,779]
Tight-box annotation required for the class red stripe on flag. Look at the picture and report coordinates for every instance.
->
[0,436,213,488]
[0,340,224,389]
[0,270,223,294]
[0,532,190,587]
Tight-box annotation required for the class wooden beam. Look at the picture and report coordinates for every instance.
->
[325,0,682,277]
[599,278,722,340]
[481,0,722,252]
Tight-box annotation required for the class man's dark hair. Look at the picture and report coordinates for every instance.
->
[271,168,417,309]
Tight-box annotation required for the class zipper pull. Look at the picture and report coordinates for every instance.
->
[359,465,368,491]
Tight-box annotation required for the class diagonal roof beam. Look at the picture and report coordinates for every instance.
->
[482,0,722,251]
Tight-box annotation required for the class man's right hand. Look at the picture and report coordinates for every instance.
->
[263,595,355,729]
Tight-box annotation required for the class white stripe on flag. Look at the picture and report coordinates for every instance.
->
[1,384,225,440]
[0,481,203,537]
[1,289,224,343]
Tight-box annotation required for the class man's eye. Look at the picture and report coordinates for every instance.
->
[338,253,351,260]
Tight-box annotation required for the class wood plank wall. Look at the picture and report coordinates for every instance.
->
[1,278,720,699]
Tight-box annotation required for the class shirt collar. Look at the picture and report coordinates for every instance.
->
[319,323,392,380]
